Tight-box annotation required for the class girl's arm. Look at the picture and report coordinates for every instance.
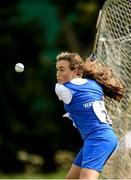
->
[55,83,72,104]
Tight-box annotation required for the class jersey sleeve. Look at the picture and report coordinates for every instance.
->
[55,83,72,104]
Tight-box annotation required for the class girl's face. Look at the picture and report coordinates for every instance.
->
[56,60,78,84]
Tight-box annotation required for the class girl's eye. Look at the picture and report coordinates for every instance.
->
[60,69,64,72]
[59,68,64,72]
[56,68,64,74]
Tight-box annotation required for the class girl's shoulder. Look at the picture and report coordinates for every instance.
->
[70,78,88,85]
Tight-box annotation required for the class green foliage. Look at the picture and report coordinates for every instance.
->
[0,0,106,174]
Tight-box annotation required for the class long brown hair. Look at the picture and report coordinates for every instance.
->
[83,58,124,102]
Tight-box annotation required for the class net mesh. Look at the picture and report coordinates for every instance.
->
[96,0,131,178]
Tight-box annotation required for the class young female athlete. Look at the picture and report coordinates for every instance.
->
[55,52,124,179]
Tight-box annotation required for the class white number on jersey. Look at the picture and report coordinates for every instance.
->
[93,101,112,125]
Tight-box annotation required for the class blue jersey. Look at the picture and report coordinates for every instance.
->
[63,79,113,139]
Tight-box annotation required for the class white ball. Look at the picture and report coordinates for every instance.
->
[15,63,24,73]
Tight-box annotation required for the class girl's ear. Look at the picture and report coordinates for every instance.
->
[74,69,82,76]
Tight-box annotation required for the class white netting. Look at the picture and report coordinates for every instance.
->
[96,0,131,178]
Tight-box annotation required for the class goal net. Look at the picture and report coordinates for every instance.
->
[96,0,131,178]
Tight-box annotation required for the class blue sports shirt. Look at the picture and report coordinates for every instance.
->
[63,79,113,139]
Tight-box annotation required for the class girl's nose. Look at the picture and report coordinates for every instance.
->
[56,71,61,77]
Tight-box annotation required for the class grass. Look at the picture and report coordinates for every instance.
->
[0,169,66,179]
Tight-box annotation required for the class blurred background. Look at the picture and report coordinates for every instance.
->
[0,0,108,178]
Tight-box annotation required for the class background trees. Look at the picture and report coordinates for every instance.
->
[0,0,105,173]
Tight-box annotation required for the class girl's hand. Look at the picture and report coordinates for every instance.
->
[85,57,97,74]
